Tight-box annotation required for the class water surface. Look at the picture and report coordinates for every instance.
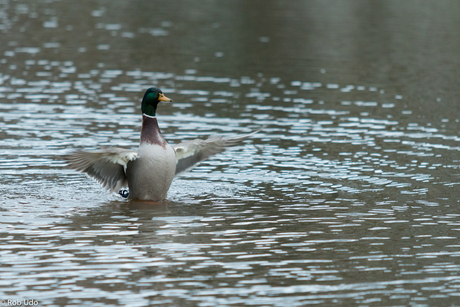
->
[1,1,460,306]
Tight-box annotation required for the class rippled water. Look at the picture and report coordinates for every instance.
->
[1,1,460,306]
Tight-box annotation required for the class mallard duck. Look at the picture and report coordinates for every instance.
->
[66,87,259,201]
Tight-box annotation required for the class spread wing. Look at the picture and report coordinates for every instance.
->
[173,129,260,175]
[65,147,138,192]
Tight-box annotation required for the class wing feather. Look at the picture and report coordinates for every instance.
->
[173,128,261,175]
[65,147,138,192]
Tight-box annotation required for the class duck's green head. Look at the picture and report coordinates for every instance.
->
[141,87,172,116]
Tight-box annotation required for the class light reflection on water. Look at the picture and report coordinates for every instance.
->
[1,0,460,306]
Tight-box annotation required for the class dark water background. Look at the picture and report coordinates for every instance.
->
[1,1,460,306]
